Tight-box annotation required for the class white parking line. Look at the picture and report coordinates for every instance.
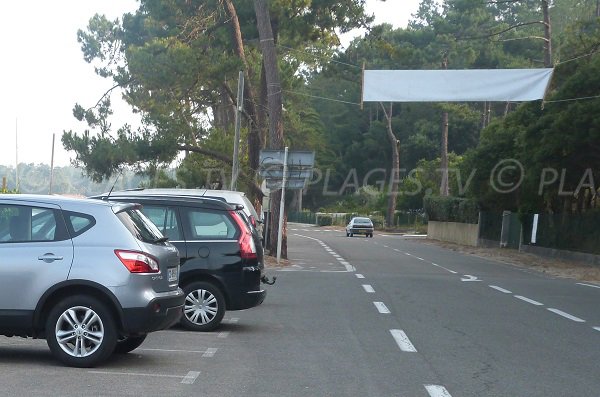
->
[489,285,512,294]
[218,331,230,338]
[425,384,453,397]
[181,371,201,384]
[547,308,585,323]
[374,302,391,314]
[415,257,425,261]
[593,327,600,332]
[362,284,375,293]
[202,348,218,358]
[356,274,365,279]
[138,348,209,354]
[515,295,544,306]
[390,329,417,352]
[89,371,185,380]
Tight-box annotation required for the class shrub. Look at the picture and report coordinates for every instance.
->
[316,214,333,226]
[424,196,479,224]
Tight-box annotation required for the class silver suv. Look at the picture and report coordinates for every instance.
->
[0,195,184,367]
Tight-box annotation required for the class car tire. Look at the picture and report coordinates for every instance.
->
[46,295,117,368]
[370,233,374,238]
[346,232,349,237]
[113,334,147,354]
[349,233,353,237]
[181,281,226,332]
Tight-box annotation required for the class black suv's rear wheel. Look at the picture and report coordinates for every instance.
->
[114,334,147,354]
[46,295,117,368]
[181,281,225,332]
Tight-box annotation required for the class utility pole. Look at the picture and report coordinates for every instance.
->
[49,133,55,195]
[15,118,19,192]
[440,54,449,197]
[231,70,244,191]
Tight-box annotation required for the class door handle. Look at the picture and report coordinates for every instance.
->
[38,253,64,263]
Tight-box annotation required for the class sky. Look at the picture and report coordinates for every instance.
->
[0,0,421,168]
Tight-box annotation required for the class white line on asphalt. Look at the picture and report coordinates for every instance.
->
[225,317,240,324]
[89,371,184,379]
[181,371,201,384]
[547,308,586,323]
[593,327,600,332]
[430,263,458,274]
[356,274,365,279]
[405,253,411,256]
[138,348,209,354]
[514,295,544,306]
[489,285,512,294]
[393,248,400,252]
[390,329,417,352]
[424,384,453,397]
[202,348,218,358]
[374,301,391,314]
[576,282,600,289]
[344,264,356,272]
[415,257,425,261]
[218,331,230,338]
[383,245,389,248]
[362,284,375,293]
[461,275,481,282]
[336,257,345,262]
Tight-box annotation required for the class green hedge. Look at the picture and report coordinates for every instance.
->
[424,196,479,224]
[316,214,333,226]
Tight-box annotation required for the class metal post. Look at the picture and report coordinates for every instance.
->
[49,133,55,195]
[15,118,19,192]
[276,146,288,264]
[231,70,244,190]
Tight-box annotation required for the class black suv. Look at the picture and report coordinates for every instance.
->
[91,192,266,331]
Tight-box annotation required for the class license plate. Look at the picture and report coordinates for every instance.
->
[167,267,178,282]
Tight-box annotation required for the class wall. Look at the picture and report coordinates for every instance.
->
[427,221,479,246]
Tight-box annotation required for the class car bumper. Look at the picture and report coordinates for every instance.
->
[121,289,185,334]
[349,228,373,234]
[224,266,267,310]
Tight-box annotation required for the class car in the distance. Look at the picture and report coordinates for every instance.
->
[346,217,374,238]
[89,190,267,332]
[0,194,184,367]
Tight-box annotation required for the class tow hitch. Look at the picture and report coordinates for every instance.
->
[261,274,277,285]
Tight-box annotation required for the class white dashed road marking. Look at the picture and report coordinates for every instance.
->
[593,327,600,332]
[547,308,585,323]
[489,285,512,293]
[356,274,365,279]
[202,348,218,358]
[515,296,544,306]
[425,384,453,397]
[362,284,375,293]
[390,329,417,352]
[218,331,230,338]
[374,302,391,314]
[576,283,600,289]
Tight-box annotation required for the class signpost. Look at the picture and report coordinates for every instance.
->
[259,149,315,264]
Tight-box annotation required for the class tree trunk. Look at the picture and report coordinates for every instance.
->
[381,103,399,227]
[224,0,263,201]
[542,0,552,68]
[254,0,286,258]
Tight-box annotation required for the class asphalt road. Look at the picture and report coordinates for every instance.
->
[0,223,598,396]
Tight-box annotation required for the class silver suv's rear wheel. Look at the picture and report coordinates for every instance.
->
[181,281,225,332]
[46,295,117,367]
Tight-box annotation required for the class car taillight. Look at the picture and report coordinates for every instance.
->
[229,210,257,260]
[115,250,160,273]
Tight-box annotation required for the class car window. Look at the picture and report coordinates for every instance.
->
[0,204,68,243]
[63,211,96,238]
[116,207,165,243]
[140,205,182,241]
[182,208,238,240]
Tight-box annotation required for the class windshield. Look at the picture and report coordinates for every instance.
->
[354,218,372,224]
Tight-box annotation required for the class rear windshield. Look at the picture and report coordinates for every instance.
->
[354,218,372,224]
[116,208,165,243]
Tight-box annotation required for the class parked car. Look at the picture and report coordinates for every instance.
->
[0,194,184,367]
[89,190,267,332]
[346,217,374,238]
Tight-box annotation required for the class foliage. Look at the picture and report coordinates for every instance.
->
[424,195,479,223]
[316,214,332,226]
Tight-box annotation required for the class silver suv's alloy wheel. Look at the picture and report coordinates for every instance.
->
[55,306,104,357]
[181,281,225,332]
[46,295,117,367]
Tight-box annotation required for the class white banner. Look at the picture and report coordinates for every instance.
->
[362,69,554,102]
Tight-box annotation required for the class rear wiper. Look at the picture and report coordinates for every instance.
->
[153,236,169,243]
